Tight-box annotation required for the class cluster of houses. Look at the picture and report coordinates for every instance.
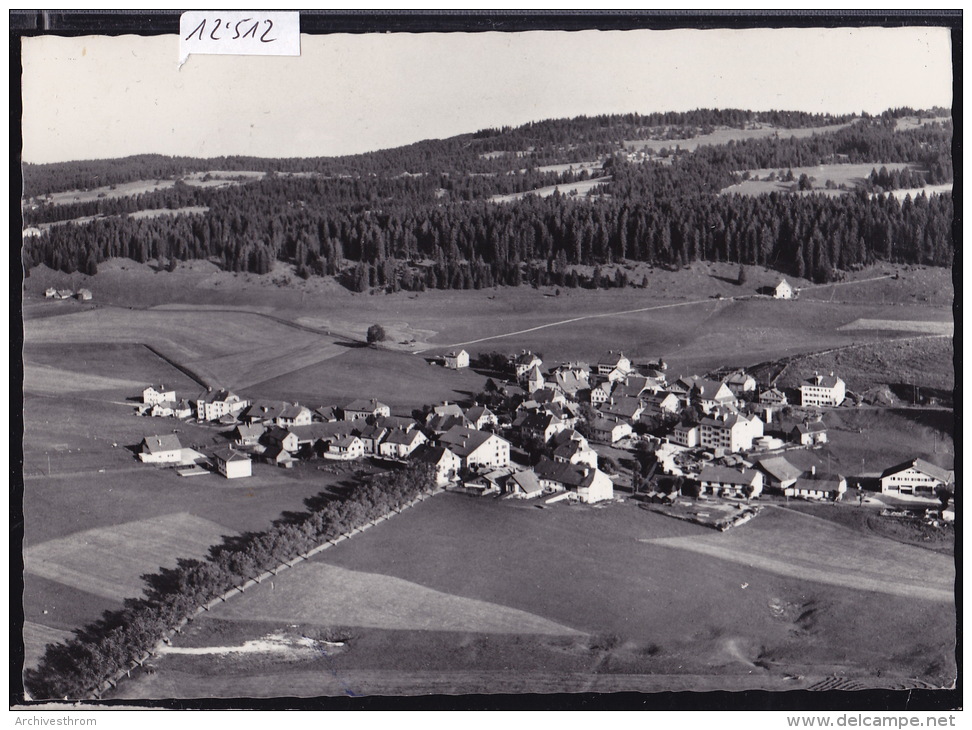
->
[133,346,954,510]
[44,286,92,301]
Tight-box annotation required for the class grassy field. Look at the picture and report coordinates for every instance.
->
[623,121,857,154]
[489,176,610,203]
[117,494,955,697]
[34,172,264,206]
[721,163,916,196]
[31,207,210,232]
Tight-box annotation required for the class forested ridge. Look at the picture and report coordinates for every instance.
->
[21,107,953,288]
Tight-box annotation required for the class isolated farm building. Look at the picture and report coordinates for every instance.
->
[139,434,183,464]
[143,384,176,405]
[589,381,614,407]
[799,373,846,407]
[691,379,737,413]
[196,389,249,422]
[697,466,763,499]
[670,423,699,448]
[754,455,804,494]
[356,423,389,454]
[212,448,252,479]
[520,412,569,444]
[44,287,57,298]
[326,435,365,461]
[262,426,299,454]
[55,289,73,300]
[553,438,599,469]
[788,468,847,501]
[379,428,428,459]
[464,405,498,431]
[438,426,511,470]
[313,405,341,422]
[173,399,193,419]
[698,413,763,453]
[596,351,632,377]
[774,279,794,299]
[263,445,296,468]
[344,399,391,421]
[791,421,828,446]
[590,417,632,444]
[443,349,470,369]
[601,396,645,422]
[505,469,545,499]
[512,351,543,378]
[759,388,788,407]
[410,444,461,487]
[879,458,954,497]
[75,288,93,301]
[724,372,757,395]
[231,423,266,446]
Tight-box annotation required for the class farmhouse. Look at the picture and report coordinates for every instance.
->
[692,379,737,413]
[410,444,461,487]
[426,412,471,435]
[879,458,954,497]
[44,287,56,298]
[143,384,176,405]
[212,448,252,479]
[76,288,93,301]
[788,469,847,501]
[519,412,569,444]
[724,372,756,395]
[697,465,763,499]
[774,279,795,299]
[755,455,804,494]
[462,466,515,496]
[231,424,266,446]
[262,426,299,453]
[443,349,470,369]
[505,470,545,499]
[553,438,598,469]
[791,421,828,445]
[344,399,391,421]
[590,417,633,444]
[642,392,681,416]
[601,396,645,422]
[263,445,296,468]
[242,400,312,427]
[759,388,788,407]
[139,434,183,464]
[438,426,511,469]
[379,428,428,459]
[150,403,174,418]
[356,423,389,454]
[313,405,341,422]
[534,458,614,503]
[431,402,465,419]
[698,413,764,453]
[173,399,193,419]
[800,372,846,407]
[196,389,249,422]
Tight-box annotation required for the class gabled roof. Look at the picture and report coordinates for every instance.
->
[693,379,732,399]
[725,372,755,386]
[383,428,425,447]
[375,415,417,431]
[445,349,468,358]
[755,455,804,483]
[438,426,505,458]
[232,424,266,439]
[265,425,296,442]
[331,435,361,449]
[553,440,590,459]
[411,443,459,467]
[432,402,465,418]
[521,411,561,432]
[291,423,350,443]
[213,447,249,463]
[314,405,341,421]
[345,398,389,412]
[142,434,182,453]
[550,428,586,447]
[597,351,628,366]
[880,458,954,484]
[514,351,541,365]
[792,421,827,435]
[591,417,627,432]
[802,374,843,389]
[144,384,173,392]
[759,388,787,402]
[698,465,760,485]
[357,423,388,440]
[508,470,543,496]
[426,413,471,433]
[601,396,643,418]
[464,405,495,422]
[534,457,586,487]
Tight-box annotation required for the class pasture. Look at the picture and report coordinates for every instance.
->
[34,171,264,206]
[124,494,956,696]
[720,163,916,196]
[489,176,610,203]
[623,120,857,154]
[32,207,210,232]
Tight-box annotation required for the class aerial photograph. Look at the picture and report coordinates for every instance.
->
[16,18,956,706]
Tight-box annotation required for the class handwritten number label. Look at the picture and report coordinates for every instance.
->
[179,11,298,65]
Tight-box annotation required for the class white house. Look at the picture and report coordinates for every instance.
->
[464,405,498,431]
[879,458,954,497]
[326,435,365,461]
[213,448,252,479]
[692,379,737,413]
[196,389,249,422]
[670,424,699,448]
[596,351,631,377]
[438,426,511,470]
[512,351,543,378]
[590,417,632,444]
[344,399,391,421]
[791,421,828,446]
[139,434,183,464]
[505,470,545,499]
[697,466,763,498]
[774,279,794,299]
[800,373,846,407]
[724,372,757,395]
[443,349,470,369]
[553,438,598,469]
[143,384,176,405]
[698,413,763,453]
[410,444,462,487]
[788,469,847,501]
[575,468,614,504]
[172,399,193,419]
[379,428,428,459]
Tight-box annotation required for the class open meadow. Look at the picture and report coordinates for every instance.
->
[720,163,918,196]
[623,121,857,154]
[116,494,955,697]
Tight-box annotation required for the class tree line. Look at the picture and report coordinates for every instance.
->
[24,462,437,700]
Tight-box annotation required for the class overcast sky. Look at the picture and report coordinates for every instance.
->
[21,26,953,164]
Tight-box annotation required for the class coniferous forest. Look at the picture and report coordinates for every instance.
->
[22,107,953,289]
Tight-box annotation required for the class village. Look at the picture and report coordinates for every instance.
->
[131,303,956,530]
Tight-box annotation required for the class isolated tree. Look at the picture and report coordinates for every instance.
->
[366,324,386,345]
[736,263,747,285]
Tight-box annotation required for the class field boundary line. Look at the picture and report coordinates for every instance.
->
[89,486,445,701]
[140,343,212,389]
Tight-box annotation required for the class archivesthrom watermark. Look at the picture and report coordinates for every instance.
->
[15,719,97,726]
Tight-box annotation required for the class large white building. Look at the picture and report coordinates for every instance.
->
[438,426,511,470]
[698,413,764,453]
[879,458,954,497]
[800,373,846,407]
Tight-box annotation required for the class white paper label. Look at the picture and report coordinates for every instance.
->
[179,11,300,66]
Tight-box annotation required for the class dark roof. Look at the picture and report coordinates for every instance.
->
[411,443,458,466]
[383,428,424,446]
[213,447,249,463]
[698,466,760,485]
[464,405,494,422]
[802,374,843,389]
[345,398,389,412]
[792,422,827,435]
[755,455,804,483]
[508,470,543,495]
[534,457,587,487]
[880,458,954,484]
[438,426,505,458]
[142,434,182,453]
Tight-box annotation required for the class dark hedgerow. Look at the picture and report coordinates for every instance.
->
[24,462,437,700]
